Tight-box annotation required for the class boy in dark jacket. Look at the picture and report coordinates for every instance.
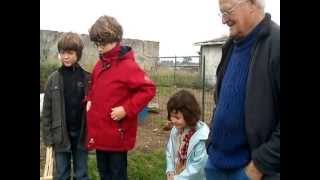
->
[42,32,91,180]
[86,15,156,180]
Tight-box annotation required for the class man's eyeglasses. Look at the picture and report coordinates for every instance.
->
[94,42,107,47]
[218,0,250,19]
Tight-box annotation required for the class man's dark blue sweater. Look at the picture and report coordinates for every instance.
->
[207,25,262,170]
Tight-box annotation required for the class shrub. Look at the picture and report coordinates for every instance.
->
[40,61,60,93]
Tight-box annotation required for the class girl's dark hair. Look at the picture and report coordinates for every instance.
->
[57,32,84,61]
[167,90,201,127]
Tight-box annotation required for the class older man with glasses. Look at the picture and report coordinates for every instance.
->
[205,0,280,180]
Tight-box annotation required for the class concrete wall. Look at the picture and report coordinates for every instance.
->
[40,30,159,72]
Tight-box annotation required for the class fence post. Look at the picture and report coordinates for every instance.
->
[202,56,205,121]
[174,56,176,86]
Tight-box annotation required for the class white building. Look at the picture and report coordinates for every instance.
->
[194,36,228,87]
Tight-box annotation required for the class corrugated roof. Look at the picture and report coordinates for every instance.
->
[193,36,229,46]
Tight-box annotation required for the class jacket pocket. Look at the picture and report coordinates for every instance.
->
[50,85,60,93]
[50,85,61,107]
[51,121,62,145]
[109,118,125,142]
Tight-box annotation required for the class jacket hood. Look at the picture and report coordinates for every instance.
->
[193,121,210,140]
[99,43,134,65]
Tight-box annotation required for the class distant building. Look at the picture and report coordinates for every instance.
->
[194,36,228,86]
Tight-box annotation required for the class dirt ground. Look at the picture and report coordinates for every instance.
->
[133,114,171,153]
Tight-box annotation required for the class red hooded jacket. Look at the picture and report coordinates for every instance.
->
[86,44,156,151]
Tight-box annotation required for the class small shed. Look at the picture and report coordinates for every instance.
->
[194,36,228,86]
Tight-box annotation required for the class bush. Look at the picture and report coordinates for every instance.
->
[40,61,60,93]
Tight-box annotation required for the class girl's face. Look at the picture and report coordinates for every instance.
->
[170,111,186,129]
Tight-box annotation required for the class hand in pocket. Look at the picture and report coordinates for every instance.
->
[245,161,263,180]
[110,106,126,121]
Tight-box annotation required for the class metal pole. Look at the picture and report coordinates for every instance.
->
[202,56,205,121]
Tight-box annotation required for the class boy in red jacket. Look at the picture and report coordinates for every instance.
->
[86,15,156,180]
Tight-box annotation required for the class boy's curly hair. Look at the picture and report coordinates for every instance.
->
[89,15,123,44]
[167,90,201,127]
[57,32,84,61]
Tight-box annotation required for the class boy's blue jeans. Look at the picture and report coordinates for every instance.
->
[54,136,89,180]
[96,150,127,180]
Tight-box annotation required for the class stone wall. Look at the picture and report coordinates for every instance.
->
[40,30,159,72]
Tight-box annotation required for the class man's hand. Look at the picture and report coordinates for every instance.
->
[245,161,263,180]
[110,106,126,121]
[86,101,91,112]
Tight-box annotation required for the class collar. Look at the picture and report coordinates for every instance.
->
[59,63,81,72]
[99,43,121,65]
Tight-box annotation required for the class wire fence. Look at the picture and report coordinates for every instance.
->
[145,56,215,125]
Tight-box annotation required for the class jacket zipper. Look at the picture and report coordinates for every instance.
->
[79,70,88,148]
[58,72,70,148]
[245,42,260,100]
[244,39,260,144]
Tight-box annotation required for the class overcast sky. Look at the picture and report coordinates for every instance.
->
[40,0,279,57]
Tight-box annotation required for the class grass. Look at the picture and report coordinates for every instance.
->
[150,68,202,89]
[156,86,176,97]
[128,150,166,180]
[88,154,99,179]
[88,150,166,180]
